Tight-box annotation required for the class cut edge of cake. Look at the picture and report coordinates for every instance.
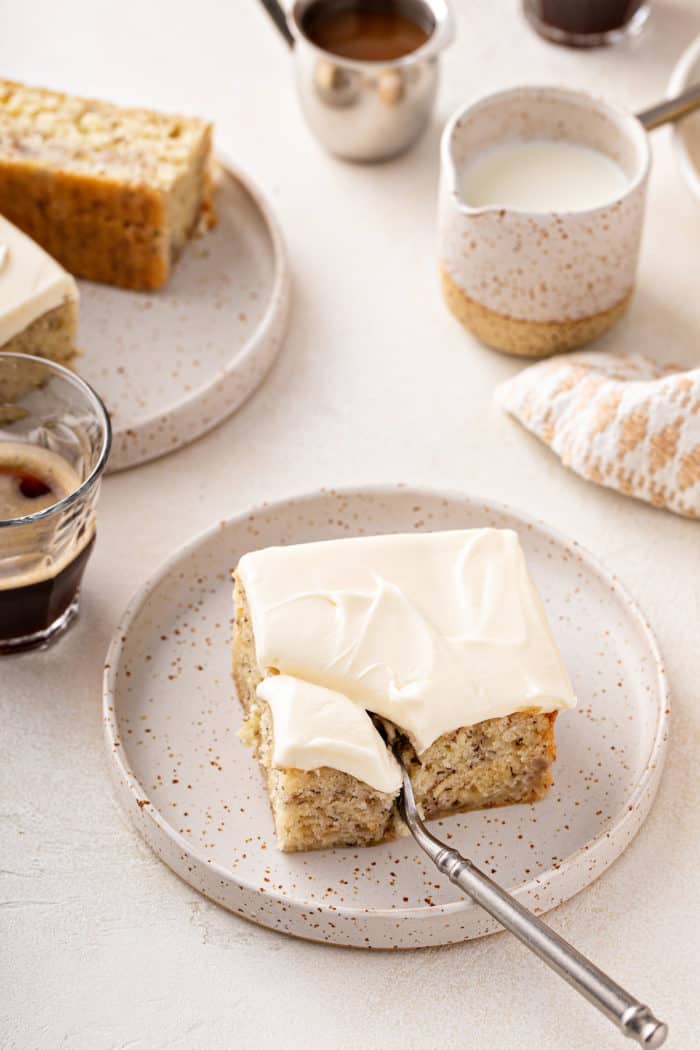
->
[0,79,216,291]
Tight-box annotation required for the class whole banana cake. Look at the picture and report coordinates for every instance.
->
[0,79,215,291]
[232,528,576,852]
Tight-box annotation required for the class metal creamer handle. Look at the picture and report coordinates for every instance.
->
[637,83,700,130]
[258,0,295,47]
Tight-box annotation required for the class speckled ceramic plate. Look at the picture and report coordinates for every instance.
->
[103,487,668,949]
[668,34,700,206]
[78,160,290,473]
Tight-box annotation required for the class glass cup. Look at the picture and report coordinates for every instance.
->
[522,0,650,48]
[0,354,111,654]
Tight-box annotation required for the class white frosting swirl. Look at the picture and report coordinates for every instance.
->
[239,529,576,780]
[256,675,402,794]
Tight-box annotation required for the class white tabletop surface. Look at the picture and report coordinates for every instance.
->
[3,2,700,1048]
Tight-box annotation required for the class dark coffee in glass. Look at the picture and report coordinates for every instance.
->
[0,354,110,654]
[0,534,96,647]
[523,0,649,47]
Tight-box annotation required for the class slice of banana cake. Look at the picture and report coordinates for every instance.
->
[233,528,575,852]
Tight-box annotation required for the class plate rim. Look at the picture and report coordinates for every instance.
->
[103,484,670,925]
[101,155,291,471]
[668,32,700,203]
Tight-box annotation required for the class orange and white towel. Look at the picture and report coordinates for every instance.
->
[497,352,700,520]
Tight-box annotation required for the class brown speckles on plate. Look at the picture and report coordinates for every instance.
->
[78,161,290,474]
[103,486,669,949]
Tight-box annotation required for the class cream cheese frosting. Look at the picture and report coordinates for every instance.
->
[0,215,78,346]
[238,529,576,770]
[256,675,402,794]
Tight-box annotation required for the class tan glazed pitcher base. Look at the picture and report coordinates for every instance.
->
[440,267,633,358]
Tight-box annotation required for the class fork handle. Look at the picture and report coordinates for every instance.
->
[414,822,667,1047]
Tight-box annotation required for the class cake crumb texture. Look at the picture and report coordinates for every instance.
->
[0,299,78,366]
[0,79,215,290]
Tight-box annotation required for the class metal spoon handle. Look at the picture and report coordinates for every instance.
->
[637,83,700,131]
[257,0,294,48]
[400,785,667,1047]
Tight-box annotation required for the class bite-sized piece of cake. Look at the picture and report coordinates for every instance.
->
[232,528,576,853]
[0,214,78,366]
[239,676,401,852]
[0,79,215,291]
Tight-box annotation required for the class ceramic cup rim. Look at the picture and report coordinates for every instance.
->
[441,84,651,219]
[0,352,112,529]
[289,0,455,70]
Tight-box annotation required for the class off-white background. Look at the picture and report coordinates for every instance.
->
[2,2,699,1047]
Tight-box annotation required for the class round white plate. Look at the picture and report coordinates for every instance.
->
[668,34,700,205]
[103,487,668,949]
[79,161,290,473]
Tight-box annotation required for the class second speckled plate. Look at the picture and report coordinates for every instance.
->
[103,486,668,948]
[79,160,290,473]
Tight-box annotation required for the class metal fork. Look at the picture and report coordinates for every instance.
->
[397,763,667,1047]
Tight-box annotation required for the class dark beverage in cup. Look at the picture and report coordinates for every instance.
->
[0,538,95,644]
[0,354,110,654]
[0,442,96,647]
[523,0,649,46]
[302,0,432,61]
